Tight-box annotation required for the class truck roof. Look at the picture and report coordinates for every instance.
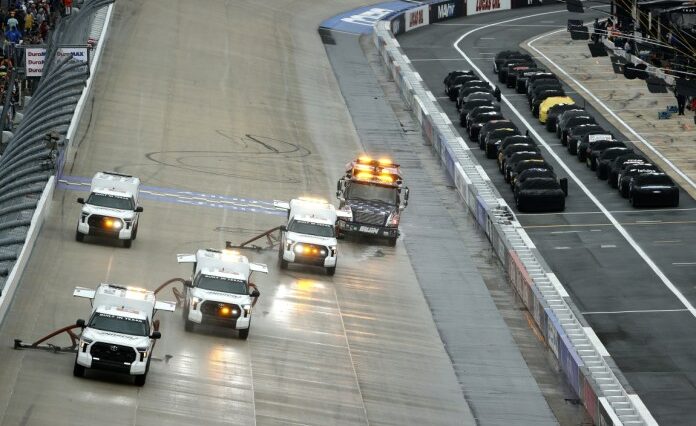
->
[195,249,253,280]
[91,171,140,197]
[92,283,155,320]
[289,198,337,224]
[345,156,404,187]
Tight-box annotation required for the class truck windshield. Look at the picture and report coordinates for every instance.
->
[287,220,335,238]
[89,312,149,336]
[346,183,398,205]
[87,193,134,210]
[196,274,248,295]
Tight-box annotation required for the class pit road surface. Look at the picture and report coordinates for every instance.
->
[0,1,480,424]
[398,5,696,424]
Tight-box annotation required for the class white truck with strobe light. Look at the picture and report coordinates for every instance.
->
[72,283,175,386]
[177,248,265,339]
[76,171,144,248]
[274,197,348,276]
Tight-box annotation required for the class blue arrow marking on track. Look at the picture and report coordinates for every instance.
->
[57,176,286,217]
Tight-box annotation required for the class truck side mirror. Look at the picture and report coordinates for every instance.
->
[151,331,162,340]
[76,197,85,204]
[135,206,144,213]
[279,225,287,232]
[404,187,410,200]
[184,280,192,288]
[75,319,85,328]
[250,289,260,298]
[336,190,341,198]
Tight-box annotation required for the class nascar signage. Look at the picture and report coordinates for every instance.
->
[467,0,511,15]
[25,45,89,77]
[429,0,465,23]
[405,5,429,31]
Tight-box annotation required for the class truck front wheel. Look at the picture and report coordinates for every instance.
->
[75,230,84,242]
[239,325,250,340]
[387,236,397,247]
[134,372,147,387]
[326,266,336,276]
[73,360,85,377]
[123,239,132,248]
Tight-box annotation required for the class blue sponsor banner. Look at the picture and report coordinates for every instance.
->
[429,0,466,23]
[559,329,583,396]
[319,1,415,34]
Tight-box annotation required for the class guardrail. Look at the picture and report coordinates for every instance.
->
[373,9,657,426]
[0,1,115,325]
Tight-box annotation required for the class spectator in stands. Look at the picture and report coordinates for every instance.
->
[39,19,48,42]
[24,10,33,34]
[6,11,18,32]
[63,0,72,15]
[5,27,21,44]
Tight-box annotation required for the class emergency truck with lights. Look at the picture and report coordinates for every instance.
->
[72,283,176,386]
[75,172,144,248]
[177,248,265,339]
[336,156,409,246]
[274,197,346,276]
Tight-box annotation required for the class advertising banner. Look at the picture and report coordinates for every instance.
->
[583,375,599,422]
[405,5,429,32]
[467,0,511,16]
[391,14,405,35]
[511,0,546,8]
[25,47,46,77]
[25,45,89,77]
[429,0,466,23]
[559,332,583,395]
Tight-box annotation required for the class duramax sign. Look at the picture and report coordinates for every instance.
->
[24,45,89,77]
[467,0,511,15]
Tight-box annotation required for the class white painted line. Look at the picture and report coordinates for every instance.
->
[527,30,696,194]
[480,37,496,40]
[453,11,696,322]
[655,240,681,243]
[547,273,569,298]
[628,394,660,426]
[410,58,469,61]
[600,244,616,248]
[582,308,689,315]
[583,326,609,357]
[554,246,571,250]
[673,262,696,266]
[551,230,582,234]
[517,207,696,215]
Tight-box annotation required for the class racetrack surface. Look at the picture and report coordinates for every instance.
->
[0,1,480,424]
[398,5,696,424]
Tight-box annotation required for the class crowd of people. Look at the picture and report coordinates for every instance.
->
[0,1,73,131]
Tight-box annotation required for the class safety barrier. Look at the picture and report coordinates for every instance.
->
[0,1,115,325]
[373,9,657,426]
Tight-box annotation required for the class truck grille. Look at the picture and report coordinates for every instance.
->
[200,301,241,319]
[90,342,136,363]
[353,211,386,226]
[87,214,119,228]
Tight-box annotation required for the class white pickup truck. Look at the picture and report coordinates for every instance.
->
[72,283,175,386]
[275,197,349,276]
[76,171,144,248]
[177,248,265,339]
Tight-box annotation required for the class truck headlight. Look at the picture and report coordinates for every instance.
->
[80,337,93,352]
[191,297,201,310]
[243,304,252,317]
[136,347,149,362]
[386,212,400,227]
[294,244,304,254]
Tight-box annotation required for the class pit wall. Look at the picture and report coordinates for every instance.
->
[373,2,656,425]
[0,4,114,325]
